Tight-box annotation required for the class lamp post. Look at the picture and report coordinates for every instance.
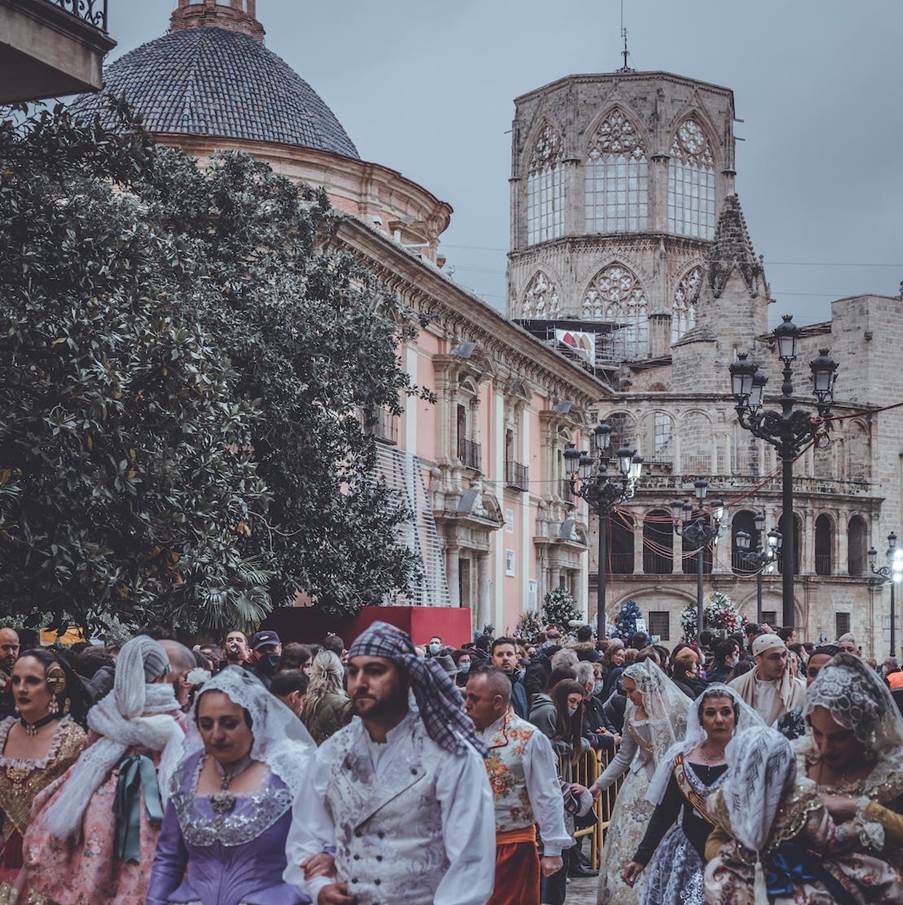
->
[734,510,782,625]
[729,315,838,627]
[670,480,727,640]
[565,421,643,640]
[868,532,903,659]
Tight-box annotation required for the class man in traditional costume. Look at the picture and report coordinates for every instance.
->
[284,621,495,905]
[464,667,570,905]
[729,633,805,725]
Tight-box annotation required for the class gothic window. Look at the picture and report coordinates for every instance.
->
[672,265,702,343]
[668,118,716,239]
[585,263,649,359]
[527,123,565,245]
[584,108,648,233]
[521,271,560,317]
[679,411,712,474]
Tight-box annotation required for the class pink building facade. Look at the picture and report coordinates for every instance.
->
[80,1,611,633]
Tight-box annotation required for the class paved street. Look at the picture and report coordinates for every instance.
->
[565,874,597,904]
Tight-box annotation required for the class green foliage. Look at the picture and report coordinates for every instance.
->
[0,103,422,632]
[513,609,544,641]
[542,586,581,630]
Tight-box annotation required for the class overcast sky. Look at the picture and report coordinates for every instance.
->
[107,1,903,326]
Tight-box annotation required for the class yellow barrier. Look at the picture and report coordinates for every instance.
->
[557,744,623,870]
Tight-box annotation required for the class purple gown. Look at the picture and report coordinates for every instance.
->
[146,750,309,905]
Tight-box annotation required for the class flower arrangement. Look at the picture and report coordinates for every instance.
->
[680,591,748,639]
[612,599,642,640]
[542,587,581,631]
[514,610,544,640]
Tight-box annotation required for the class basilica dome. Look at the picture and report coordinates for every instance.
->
[72,0,359,160]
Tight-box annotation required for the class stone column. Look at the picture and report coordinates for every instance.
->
[476,553,490,629]
[447,545,460,607]
[633,516,645,574]
[649,155,669,233]
[837,510,849,576]
[801,509,815,574]
[672,531,683,575]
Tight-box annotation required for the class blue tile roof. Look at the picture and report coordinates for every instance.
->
[72,26,359,159]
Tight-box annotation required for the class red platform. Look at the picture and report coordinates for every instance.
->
[263,605,474,649]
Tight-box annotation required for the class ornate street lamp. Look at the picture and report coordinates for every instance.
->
[869,532,902,658]
[670,480,727,639]
[729,314,838,627]
[566,420,643,640]
[735,510,782,625]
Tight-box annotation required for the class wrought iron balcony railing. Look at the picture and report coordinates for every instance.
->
[44,0,109,32]
[505,460,529,493]
[457,437,481,471]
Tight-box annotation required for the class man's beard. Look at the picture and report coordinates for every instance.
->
[352,692,405,720]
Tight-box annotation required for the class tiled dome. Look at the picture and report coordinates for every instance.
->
[72,14,359,160]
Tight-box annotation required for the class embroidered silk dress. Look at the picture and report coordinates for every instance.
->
[0,717,85,905]
[704,782,903,905]
[632,757,727,905]
[145,750,306,905]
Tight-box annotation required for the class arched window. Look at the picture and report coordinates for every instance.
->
[672,265,702,343]
[606,411,638,454]
[847,515,868,576]
[668,118,716,239]
[777,513,802,575]
[644,509,674,574]
[521,270,560,318]
[610,510,635,574]
[815,514,833,575]
[645,412,674,466]
[527,123,565,245]
[584,263,649,359]
[731,510,760,575]
[814,437,834,479]
[584,108,648,233]
[679,411,712,474]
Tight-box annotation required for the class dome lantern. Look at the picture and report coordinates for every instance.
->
[170,0,264,43]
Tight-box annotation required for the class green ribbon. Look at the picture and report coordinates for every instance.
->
[113,753,164,863]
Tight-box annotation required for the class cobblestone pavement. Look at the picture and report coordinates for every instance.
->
[563,874,597,903]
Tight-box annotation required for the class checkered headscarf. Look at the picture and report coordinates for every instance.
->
[348,621,486,757]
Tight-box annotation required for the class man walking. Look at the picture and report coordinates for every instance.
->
[464,667,569,905]
[284,621,495,905]
[729,632,805,725]
[490,636,529,718]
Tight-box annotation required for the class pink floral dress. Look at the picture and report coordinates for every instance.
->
[23,729,180,905]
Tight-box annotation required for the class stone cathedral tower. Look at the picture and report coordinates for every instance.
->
[507,69,768,374]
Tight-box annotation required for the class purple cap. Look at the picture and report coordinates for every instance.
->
[250,630,280,652]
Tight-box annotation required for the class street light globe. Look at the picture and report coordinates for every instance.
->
[729,352,757,399]
[594,421,612,452]
[774,314,800,363]
[735,530,751,552]
[563,443,580,477]
[810,348,838,405]
[617,446,634,477]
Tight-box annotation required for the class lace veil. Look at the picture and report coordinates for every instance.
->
[722,726,797,903]
[804,652,903,753]
[646,682,764,805]
[622,659,691,766]
[183,666,315,799]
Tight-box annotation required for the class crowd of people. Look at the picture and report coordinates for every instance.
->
[0,617,901,905]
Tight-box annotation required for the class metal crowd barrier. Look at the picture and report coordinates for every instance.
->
[557,744,623,870]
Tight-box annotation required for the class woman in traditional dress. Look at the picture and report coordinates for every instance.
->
[145,666,315,905]
[590,659,690,905]
[620,684,763,905]
[704,725,902,905]
[795,652,903,869]
[0,649,87,904]
[24,635,184,905]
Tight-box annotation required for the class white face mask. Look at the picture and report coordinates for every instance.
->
[593,680,605,695]
[567,705,579,717]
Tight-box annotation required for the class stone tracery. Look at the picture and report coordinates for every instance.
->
[668,117,716,239]
[527,122,565,245]
[521,270,560,317]
[672,264,702,342]
[583,262,649,359]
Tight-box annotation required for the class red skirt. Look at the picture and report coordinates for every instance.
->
[487,826,540,905]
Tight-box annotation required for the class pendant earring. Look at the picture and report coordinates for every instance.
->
[48,697,60,716]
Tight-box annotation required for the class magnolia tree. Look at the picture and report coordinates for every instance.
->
[0,103,423,633]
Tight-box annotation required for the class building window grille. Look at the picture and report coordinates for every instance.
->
[672,266,702,343]
[585,108,648,233]
[815,514,833,575]
[762,610,777,628]
[668,119,715,239]
[651,413,674,465]
[648,611,670,641]
[644,510,674,574]
[584,263,649,359]
[835,612,851,638]
[610,510,635,574]
[527,124,565,245]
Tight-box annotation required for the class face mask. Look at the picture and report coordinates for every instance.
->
[458,661,470,674]
[258,652,280,675]
[428,642,441,655]
[593,680,605,696]
[567,705,579,717]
